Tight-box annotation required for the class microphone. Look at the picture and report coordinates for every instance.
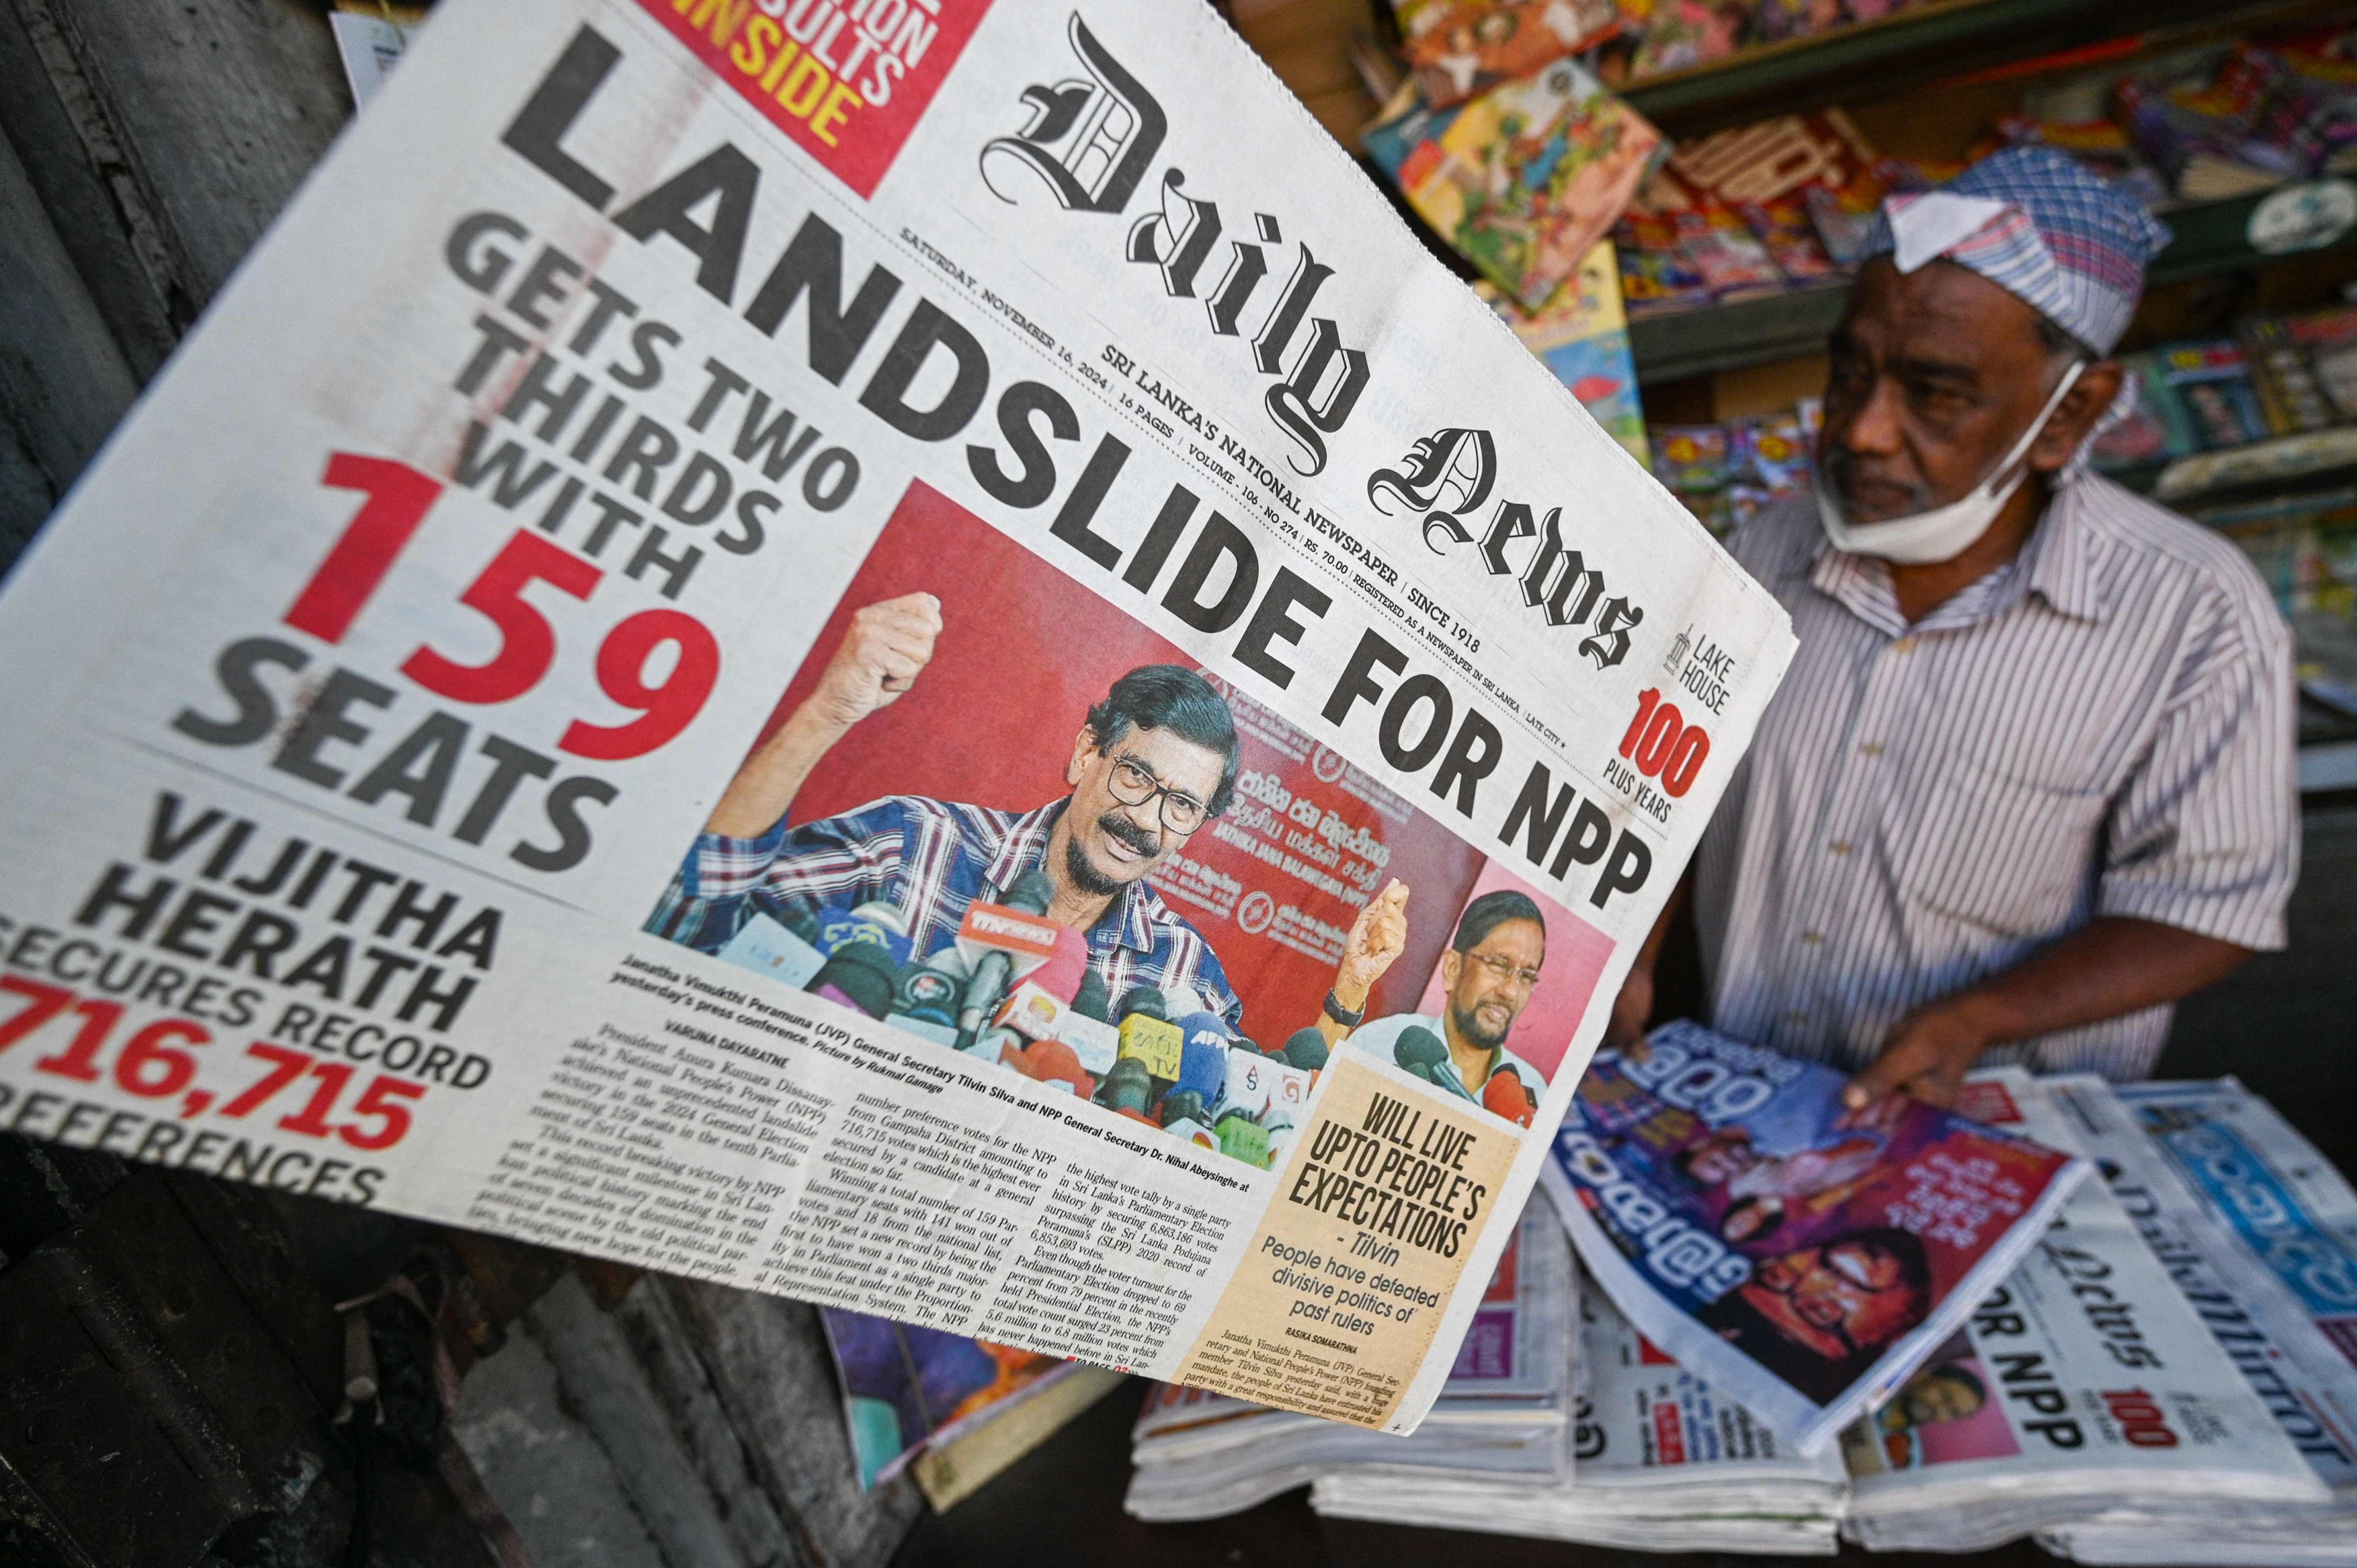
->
[1012,1037,1091,1098]
[993,926,1090,1039]
[1280,1028,1330,1071]
[884,952,964,1048]
[815,901,913,966]
[1114,986,1183,1081]
[1156,1087,1206,1129]
[1483,1064,1537,1127]
[1214,1108,1271,1169]
[808,940,897,1019]
[1174,1013,1231,1108]
[1095,1056,1155,1119]
[1395,1025,1469,1100]
[1158,1088,1217,1150]
[717,901,828,987]
[1160,981,1208,1020]
[953,868,1057,1048]
[1071,967,1111,1023]
[1027,926,1092,1005]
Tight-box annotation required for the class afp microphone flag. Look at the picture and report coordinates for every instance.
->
[0,0,1791,1432]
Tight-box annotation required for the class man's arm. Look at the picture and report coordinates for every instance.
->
[1841,916,2251,1111]
[1605,868,1689,1049]
[1318,880,1409,1051]
[707,593,942,838]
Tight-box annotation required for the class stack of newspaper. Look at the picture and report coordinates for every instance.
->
[1838,1070,2331,1553]
[1313,1280,1847,1552]
[1124,1200,1577,1522]
[2032,1075,2357,1567]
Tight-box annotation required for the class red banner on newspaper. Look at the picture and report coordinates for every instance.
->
[637,0,992,196]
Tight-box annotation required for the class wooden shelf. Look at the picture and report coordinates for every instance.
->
[1628,183,2357,383]
[1620,0,2311,139]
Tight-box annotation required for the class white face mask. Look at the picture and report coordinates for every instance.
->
[1817,360,2084,566]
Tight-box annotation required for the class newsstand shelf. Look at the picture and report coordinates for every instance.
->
[1628,183,2357,383]
[1620,0,2315,139]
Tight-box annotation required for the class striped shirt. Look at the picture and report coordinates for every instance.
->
[645,794,1244,1028]
[1693,479,2298,1081]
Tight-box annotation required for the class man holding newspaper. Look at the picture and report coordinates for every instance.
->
[1610,147,2299,1109]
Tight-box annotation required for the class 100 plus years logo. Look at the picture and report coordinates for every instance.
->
[1367,429,1643,670]
[977,14,1370,479]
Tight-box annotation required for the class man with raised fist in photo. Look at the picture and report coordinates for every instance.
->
[645,590,1253,1024]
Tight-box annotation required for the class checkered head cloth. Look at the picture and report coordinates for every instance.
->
[1859,146,2173,356]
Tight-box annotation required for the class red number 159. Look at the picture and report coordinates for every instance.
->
[283,453,719,762]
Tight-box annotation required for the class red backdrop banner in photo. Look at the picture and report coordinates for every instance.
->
[748,481,1492,1044]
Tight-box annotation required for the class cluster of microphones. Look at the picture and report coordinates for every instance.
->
[1393,1021,1538,1127]
[716,869,1336,1169]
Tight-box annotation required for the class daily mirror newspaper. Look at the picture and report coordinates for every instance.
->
[2114,1077,2357,1374]
[0,0,1792,1430]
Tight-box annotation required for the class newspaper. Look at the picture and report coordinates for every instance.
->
[2034,1075,2357,1566]
[817,1306,1077,1487]
[0,0,1792,1430]
[1543,1021,2085,1452]
[1125,1197,1575,1521]
[1310,1273,1846,1552]
[2114,1077,2357,1374]
[1838,1071,2328,1554]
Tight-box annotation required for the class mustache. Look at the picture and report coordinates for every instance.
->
[1819,446,1934,513]
[1096,811,1161,857]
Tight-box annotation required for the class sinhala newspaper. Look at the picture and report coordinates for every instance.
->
[0,0,1791,1431]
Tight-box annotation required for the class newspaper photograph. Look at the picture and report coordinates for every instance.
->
[1544,1021,2085,1451]
[0,0,1792,1429]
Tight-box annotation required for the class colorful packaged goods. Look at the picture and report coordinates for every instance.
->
[1482,242,1651,463]
[1396,0,1624,109]
[2118,45,2308,200]
[1613,210,1714,315]
[2241,304,2357,434]
[1397,57,1665,308]
[1668,200,1785,300]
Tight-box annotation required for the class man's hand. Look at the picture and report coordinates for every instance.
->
[1605,963,1654,1054]
[805,593,942,734]
[1840,1001,1992,1116]
[704,593,942,838]
[1334,879,1409,1014]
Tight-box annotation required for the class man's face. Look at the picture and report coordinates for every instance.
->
[1742,1237,1922,1361]
[1899,1368,1983,1428]
[1062,724,1224,896]
[1441,918,1545,1051]
[1818,258,2066,524]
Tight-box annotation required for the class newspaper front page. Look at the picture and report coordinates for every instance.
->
[2114,1077,2357,1374]
[1544,1021,2086,1451]
[0,0,1791,1429]
[1838,1071,2326,1552]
